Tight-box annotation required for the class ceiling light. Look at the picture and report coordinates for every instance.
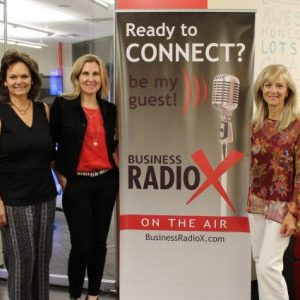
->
[8,26,50,39]
[15,42,42,49]
[10,22,54,36]
[0,40,16,45]
[0,22,54,39]
[0,38,47,49]
[90,0,110,8]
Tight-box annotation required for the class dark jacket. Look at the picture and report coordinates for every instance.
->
[50,96,117,179]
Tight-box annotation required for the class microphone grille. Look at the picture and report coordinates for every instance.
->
[212,74,240,111]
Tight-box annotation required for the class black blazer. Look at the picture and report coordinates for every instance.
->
[50,96,117,179]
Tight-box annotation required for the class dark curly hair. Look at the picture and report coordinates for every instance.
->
[0,48,41,102]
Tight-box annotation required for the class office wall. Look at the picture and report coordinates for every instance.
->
[211,0,300,89]
[209,0,256,9]
[255,0,300,87]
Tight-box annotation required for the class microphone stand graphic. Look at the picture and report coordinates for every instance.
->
[212,74,240,216]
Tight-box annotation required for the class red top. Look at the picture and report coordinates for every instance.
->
[247,118,300,223]
[77,107,112,171]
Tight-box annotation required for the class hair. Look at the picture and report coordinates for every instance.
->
[0,48,41,102]
[253,64,298,131]
[62,54,109,100]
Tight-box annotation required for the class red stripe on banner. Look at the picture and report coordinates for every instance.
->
[117,0,208,9]
[119,215,250,232]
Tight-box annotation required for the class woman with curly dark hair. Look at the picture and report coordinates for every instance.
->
[0,49,57,300]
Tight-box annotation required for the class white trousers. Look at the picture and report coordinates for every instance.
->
[248,213,290,300]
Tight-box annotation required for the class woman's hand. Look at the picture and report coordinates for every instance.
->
[56,172,67,191]
[280,212,297,237]
[0,199,7,226]
[113,152,119,168]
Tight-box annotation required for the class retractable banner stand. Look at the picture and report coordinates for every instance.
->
[116,9,255,300]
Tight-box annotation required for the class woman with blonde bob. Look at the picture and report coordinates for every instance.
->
[247,64,300,300]
[50,54,119,300]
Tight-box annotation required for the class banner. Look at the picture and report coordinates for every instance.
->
[116,11,255,300]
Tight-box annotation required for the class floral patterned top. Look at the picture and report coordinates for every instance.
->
[247,118,300,223]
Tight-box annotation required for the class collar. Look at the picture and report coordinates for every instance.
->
[70,96,104,110]
[70,96,108,120]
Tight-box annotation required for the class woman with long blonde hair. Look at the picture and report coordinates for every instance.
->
[50,54,119,300]
[248,64,300,300]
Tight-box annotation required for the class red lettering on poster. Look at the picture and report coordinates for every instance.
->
[119,215,250,232]
[186,149,244,211]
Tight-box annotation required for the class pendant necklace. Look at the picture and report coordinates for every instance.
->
[91,123,100,147]
[11,100,31,115]
[84,108,100,147]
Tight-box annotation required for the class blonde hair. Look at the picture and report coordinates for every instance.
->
[253,64,298,131]
[62,54,109,100]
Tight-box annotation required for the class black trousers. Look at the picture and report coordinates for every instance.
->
[63,169,119,298]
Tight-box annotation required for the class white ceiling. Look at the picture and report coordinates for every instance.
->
[1,0,114,45]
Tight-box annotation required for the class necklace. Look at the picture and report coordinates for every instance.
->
[85,110,98,121]
[91,122,100,147]
[11,100,31,115]
[83,108,100,147]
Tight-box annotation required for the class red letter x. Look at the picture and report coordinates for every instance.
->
[186,149,244,212]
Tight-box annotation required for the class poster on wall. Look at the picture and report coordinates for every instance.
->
[255,0,300,84]
[116,11,255,300]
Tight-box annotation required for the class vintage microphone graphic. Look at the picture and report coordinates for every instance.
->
[212,74,240,215]
[212,74,240,156]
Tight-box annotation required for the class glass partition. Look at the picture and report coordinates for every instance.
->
[0,0,6,270]
[0,0,116,293]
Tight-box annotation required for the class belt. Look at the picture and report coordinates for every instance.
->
[76,170,109,177]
